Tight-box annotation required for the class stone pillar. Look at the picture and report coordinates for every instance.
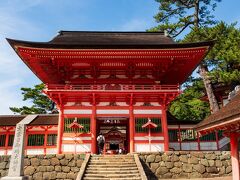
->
[1,115,37,180]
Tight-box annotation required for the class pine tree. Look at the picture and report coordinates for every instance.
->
[10,83,57,114]
[150,0,222,113]
[170,22,240,120]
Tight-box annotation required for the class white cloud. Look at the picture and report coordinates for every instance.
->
[0,1,44,115]
[117,18,153,31]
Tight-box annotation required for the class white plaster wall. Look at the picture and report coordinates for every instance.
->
[81,102,91,106]
[135,102,143,106]
[181,142,198,150]
[64,109,92,114]
[133,110,162,114]
[62,144,91,153]
[200,142,217,150]
[62,137,92,141]
[26,149,44,155]
[98,102,109,106]
[0,150,5,155]
[169,142,181,150]
[116,102,128,106]
[96,109,129,114]
[46,148,57,154]
[7,150,12,155]
[135,143,164,152]
[65,102,75,106]
[134,136,164,141]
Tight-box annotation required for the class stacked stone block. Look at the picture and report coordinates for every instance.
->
[138,151,232,179]
[0,154,84,180]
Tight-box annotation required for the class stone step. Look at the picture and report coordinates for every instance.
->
[90,159,135,161]
[87,164,137,168]
[83,173,141,178]
[89,162,136,165]
[82,177,142,180]
[89,161,135,164]
[85,169,140,174]
[91,158,134,160]
[86,167,138,171]
[91,157,134,160]
[90,159,134,162]
[82,155,143,180]
[92,155,133,156]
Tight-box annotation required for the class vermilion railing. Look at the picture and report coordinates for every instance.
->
[46,84,180,91]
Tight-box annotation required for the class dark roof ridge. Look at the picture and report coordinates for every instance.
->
[0,114,58,117]
[0,114,26,117]
[58,31,165,35]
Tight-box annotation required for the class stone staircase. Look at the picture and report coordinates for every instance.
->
[81,154,145,180]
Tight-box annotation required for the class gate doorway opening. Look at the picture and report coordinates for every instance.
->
[97,117,129,154]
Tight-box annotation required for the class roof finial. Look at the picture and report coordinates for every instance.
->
[164,30,169,37]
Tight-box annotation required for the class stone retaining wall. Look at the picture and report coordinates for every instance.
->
[0,154,85,180]
[138,151,232,179]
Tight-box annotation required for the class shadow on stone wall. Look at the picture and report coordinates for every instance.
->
[139,158,158,180]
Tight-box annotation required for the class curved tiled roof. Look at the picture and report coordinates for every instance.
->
[7,31,214,49]
[195,91,240,132]
[0,114,58,126]
[50,31,175,45]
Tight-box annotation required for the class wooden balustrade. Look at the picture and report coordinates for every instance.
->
[46,84,180,91]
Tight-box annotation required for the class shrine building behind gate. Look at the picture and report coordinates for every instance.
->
[5,31,219,154]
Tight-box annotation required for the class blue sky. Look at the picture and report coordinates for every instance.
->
[0,0,239,114]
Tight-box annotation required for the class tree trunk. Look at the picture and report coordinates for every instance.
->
[193,0,219,114]
[199,63,220,113]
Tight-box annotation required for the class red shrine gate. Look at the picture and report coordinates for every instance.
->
[7,31,213,154]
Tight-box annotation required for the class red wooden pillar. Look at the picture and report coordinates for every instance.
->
[178,125,182,151]
[215,131,219,150]
[44,130,48,155]
[230,133,239,180]
[91,105,97,154]
[197,132,201,151]
[162,106,169,151]
[5,131,9,155]
[129,105,134,153]
[25,130,29,155]
[57,107,64,154]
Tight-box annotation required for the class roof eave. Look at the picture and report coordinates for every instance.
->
[6,38,215,50]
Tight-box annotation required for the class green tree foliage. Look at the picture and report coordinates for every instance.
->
[150,0,224,119]
[10,83,56,115]
[170,22,240,120]
[170,79,210,121]
[150,0,221,38]
[209,23,240,85]
[183,22,240,85]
